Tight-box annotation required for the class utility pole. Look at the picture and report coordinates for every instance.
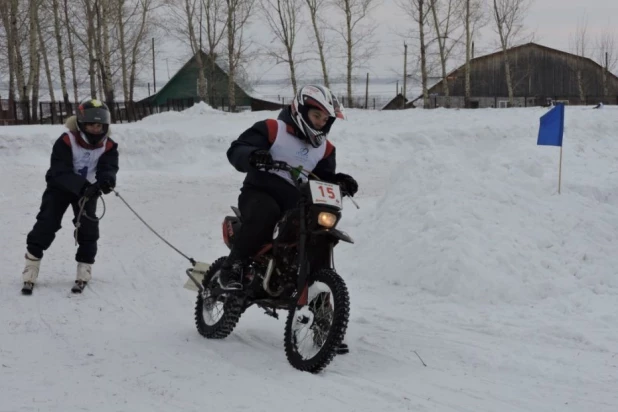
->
[365,73,369,109]
[152,37,156,93]
[403,43,408,109]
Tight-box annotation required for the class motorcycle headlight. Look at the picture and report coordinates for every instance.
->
[317,212,337,228]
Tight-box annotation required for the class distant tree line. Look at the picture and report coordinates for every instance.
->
[0,0,616,117]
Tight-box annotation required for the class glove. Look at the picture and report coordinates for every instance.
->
[99,180,114,195]
[335,173,358,197]
[249,150,273,168]
[82,182,102,199]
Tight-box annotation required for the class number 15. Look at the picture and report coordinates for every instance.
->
[318,185,335,199]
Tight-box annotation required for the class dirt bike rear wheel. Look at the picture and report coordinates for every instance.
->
[194,257,244,339]
[284,269,350,373]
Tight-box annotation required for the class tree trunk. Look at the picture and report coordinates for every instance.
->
[430,0,450,107]
[37,16,57,120]
[287,45,297,96]
[12,0,27,104]
[493,0,515,106]
[128,0,150,103]
[26,0,39,103]
[209,57,217,106]
[226,3,236,111]
[51,0,69,111]
[307,1,329,88]
[117,0,130,101]
[577,70,585,103]
[503,49,514,105]
[418,0,429,108]
[464,0,471,108]
[345,0,353,107]
[602,68,608,98]
[186,0,208,102]
[0,0,17,103]
[63,0,79,105]
[100,0,115,110]
[31,52,41,123]
[85,0,97,98]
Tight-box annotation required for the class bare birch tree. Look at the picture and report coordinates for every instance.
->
[166,0,215,102]
[0,0,18,102]
[94,0,116,108]
[304,0,330,87]
[31,49,41,122]
[50,0,71,107]
[463,0,485,107]
[595,29,617,98]
[200,0,227,105]
[491,0,532,106]
[125,0,161,102]
[428,0,464,107]
[260,0,303,95]
[185,0,209,101]
[12,0,28,104]
[27,0,42,116]
[71,0,98,98]
[225,0,255,111]
[63,0,80,103]
[396,0,432,107]
[331,0,377,106]
[569,15,589,103]
[36,3,57,110]
[116,0,130,101]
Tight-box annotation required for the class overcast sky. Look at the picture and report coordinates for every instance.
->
[155,0,617,85]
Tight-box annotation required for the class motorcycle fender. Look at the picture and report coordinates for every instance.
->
[312,228,354,244]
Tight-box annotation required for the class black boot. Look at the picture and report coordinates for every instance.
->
[218,259,244,290]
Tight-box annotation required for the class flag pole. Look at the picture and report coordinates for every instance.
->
[558,145,563,194]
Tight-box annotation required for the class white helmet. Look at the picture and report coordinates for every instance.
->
[290,85,345,147]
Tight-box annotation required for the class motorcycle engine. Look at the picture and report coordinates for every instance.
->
[271,246,298,293]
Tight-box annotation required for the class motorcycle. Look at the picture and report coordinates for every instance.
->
[192,160,355,373]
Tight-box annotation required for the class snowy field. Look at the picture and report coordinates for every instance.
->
[1,104,618,411]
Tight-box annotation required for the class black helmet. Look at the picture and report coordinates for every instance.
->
[76,98,111,146]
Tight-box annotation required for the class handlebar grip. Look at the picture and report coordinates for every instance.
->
[257,161,288,171]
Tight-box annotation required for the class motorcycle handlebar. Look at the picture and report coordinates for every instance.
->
[255,160,289,171]
[254,160,358,206]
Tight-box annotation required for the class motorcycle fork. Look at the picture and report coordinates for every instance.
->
[293,202,336,307]
[295,199,309,308]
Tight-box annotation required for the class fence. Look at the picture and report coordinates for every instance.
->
[0,98,196,126]
[425,95,618,109]
[258,94,395,110]
[5,92,614,125]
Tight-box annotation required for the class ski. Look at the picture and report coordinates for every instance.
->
[21,282,34,295]
[71,280,87,293]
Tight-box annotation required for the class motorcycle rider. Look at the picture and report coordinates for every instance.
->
[220,84,358,290]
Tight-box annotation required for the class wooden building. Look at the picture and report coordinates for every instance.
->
[420,43,618,108]
[382,93,417,110]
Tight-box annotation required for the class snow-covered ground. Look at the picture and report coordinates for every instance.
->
[1,104,617,411]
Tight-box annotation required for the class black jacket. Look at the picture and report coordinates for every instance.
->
[45,116,119,197]
[226,107,338,206]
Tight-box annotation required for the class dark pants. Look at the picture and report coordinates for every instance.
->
[26,187,100,264]
[230,186,297,260]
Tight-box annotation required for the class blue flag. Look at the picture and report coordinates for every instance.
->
[537,103,565,146]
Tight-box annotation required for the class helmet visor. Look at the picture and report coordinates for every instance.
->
[78,107,111,125]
